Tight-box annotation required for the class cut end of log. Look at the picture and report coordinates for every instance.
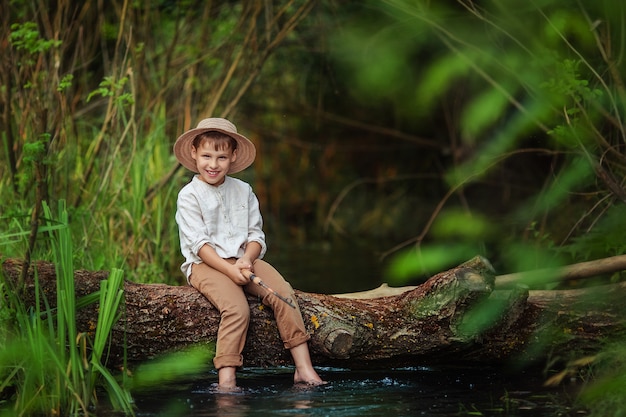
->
[323,328,354,359]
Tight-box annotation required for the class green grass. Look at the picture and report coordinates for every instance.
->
[0,200,134,416]
[0,199,216,416]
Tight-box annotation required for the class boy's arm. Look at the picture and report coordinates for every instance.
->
[197,244,249,286]
[236,241,262,272]
[247,189,267,258]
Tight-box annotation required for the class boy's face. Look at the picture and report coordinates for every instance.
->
[191,139,237,186]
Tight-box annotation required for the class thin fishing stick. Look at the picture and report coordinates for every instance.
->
[242,270,297,309]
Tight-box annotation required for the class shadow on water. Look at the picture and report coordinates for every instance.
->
[126,366,581,417]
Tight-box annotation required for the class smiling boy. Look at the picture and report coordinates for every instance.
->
[173,118,324,390]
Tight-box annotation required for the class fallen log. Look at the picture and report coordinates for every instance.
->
[3,256,626,369]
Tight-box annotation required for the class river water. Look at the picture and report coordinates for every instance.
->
[128,366,580,417]
[122,243,581,416]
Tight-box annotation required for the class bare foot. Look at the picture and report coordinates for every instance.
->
[294,368,327,386]
[290,343,326,385]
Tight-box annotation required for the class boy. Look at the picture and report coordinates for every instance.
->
[174,118,324,390]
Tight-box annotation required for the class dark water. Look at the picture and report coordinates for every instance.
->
[265,241,392,294]
[128,366,580,417]
[120,243,581,416]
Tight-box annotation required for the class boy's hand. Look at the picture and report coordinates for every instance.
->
[235,256,253,271]
[226,263,249,286]
[228,257,253,286]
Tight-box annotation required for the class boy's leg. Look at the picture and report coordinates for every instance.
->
[189,262,250,378]
[290,342,325,385]
[246,260,324,384]
[245,259,310,349]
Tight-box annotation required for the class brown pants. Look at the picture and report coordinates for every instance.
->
[189,259,310,370]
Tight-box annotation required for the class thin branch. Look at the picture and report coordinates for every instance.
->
[496,254,626,288]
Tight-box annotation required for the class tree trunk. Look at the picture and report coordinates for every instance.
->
[3,256,625,369]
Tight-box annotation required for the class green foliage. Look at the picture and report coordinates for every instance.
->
[9,22,61,55]
[127,345,214,392]
[1,4,320,412]
[560,204,626,260]
[332,0,626,278]
[333,1,626,411]
[578,344,626,416]
[87,76,134,106]
[417,53,471,111]
[1,0,327,283]
[514,156,595,222]
[2,0,625,411]
[0,196,218,415]
[388,243,478,283]
[431,210,493,240]
[57,74,74,92]
[0,200,134,416]
[16,133,52,195]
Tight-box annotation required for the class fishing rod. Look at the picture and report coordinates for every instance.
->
[242,270,297,309]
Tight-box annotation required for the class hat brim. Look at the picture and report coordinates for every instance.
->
[173,126,256,174]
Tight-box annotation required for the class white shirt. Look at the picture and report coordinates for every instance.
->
[175,175,267,279]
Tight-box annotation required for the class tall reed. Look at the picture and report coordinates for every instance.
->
[0,200,134,416]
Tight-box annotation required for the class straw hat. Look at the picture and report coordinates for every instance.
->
[173,118,256,174]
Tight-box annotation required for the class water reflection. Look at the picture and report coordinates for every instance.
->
[214,392,249,417]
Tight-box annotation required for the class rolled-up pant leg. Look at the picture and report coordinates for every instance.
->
[246,259,311,349]
[189,262,250,370]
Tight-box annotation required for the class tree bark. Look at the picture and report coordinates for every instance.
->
[3,256,625,369]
